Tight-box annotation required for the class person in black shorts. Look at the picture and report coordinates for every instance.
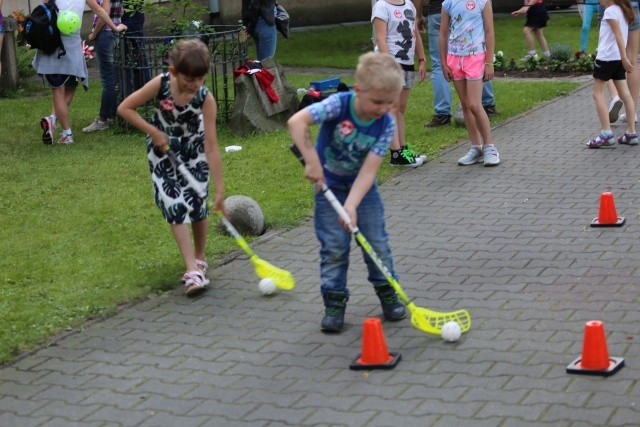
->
[511,0,550,61]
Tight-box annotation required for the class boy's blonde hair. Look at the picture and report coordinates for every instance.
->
[169,39,211,77]
[355,52,403,92]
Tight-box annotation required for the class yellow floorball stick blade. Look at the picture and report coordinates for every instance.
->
[407,303,471,335]
[251,256,296,290]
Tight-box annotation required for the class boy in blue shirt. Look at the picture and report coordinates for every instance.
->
[288,52,407,332]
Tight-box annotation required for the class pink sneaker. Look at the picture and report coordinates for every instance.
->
[40,117,55,145]
[183,270,206,295]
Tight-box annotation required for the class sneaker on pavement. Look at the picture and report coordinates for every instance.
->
[424,114,451,128]
[617,132,639,145]
[483,104,500,116]
[183,270,206,295]
[458,146,484,165]
[620,113,638,123]
[58,133,74,144]
[586,132,615,148]
[390,149,424,167]
[402,144,427,162]
[40,117,55,145]
[609,96,623,123]
[483,144,500,166]
[82,118,109,132]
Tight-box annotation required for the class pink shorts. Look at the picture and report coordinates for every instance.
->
[446,53,486,81]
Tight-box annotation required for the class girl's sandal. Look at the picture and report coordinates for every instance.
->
[586,133,615,149]
[617,132,639,146]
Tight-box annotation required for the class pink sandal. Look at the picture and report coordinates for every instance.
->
[183,270,206,296]
[586,133,615,149]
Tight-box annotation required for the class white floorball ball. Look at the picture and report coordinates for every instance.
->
[258,278,277,295]
[441,321,462,342]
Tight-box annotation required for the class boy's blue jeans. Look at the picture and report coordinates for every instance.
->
[428,13,495,115]
[314,182,396,298]
[95,31,117,119]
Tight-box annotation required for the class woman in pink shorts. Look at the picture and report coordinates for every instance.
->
[439,0,500,167]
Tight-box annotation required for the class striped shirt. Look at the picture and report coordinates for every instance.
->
[92,0,122,32]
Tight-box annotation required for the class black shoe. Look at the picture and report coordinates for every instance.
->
[321,290,348,333]
[483,105,500,116]
[374,285,406,321]
[389,149,425,168]
[424,114,451,127]
[41,117,53,145]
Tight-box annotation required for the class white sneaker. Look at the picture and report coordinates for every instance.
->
[82,118,110,132]
[458,146,484,165]
[58,133,74,144]
[483,144,500,167]
[620,113,638,123]
[609,96,623,123]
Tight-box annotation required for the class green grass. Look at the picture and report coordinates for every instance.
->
[0,19,583,364]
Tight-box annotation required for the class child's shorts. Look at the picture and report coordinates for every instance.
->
[44,74,80,89]
[446,53,486,81]
[593,59,626,81]
[402,69,415,89]
[525,4,549,29]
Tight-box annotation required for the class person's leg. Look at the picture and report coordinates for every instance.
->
[0,33,4,77]
[86,31,117,131]
[534,28,549,53]
[253,16,277,60]
[428,14,453,119]
[580,4,597,52]
[454,80,483,147]
[613,79,636,135]
[192,219,208,263]
[625,27,640,121]
[356,185,405,321]
[395,88,411,147]
[591,78,615,145]
[171,223,199,272]
[523,26,536,52]
[314,184,351,331]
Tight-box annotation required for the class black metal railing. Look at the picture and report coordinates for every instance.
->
[114,25,248,128]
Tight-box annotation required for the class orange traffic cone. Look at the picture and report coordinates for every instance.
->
[567,320,624,377]
[349,318,401,370]
[591,192,625,227]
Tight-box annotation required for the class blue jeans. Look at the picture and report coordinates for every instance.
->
[428,13,496,116]
[95,31,117,119]
[314,182,396,297]
[581,3,599,52]
[253,16,277,60]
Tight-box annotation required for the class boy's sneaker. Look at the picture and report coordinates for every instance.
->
[520,52,537,61]
[457,146,483,165]
[40,117,55,145]
[483,105,500,116]
[82,118,109,132]
[586,132,615,148]
[390,149,424,168]
[617,132,639,145]
[609,96,623,123]
[58,133,74,144]
[483,144,500,166]
[424,114,451,127]
[620,113,638,123]
[402,144,427,162]
[183,270,206,295]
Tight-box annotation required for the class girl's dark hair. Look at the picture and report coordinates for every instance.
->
[169,39,211,77]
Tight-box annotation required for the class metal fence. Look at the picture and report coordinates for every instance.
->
[114,25,248,128]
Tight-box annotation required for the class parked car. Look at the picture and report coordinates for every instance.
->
[420,0,576,15]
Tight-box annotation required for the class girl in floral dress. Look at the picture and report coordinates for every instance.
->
[118,39,226,295]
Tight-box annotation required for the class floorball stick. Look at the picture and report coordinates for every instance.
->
[165,148,295,290]
[290,145,470,335]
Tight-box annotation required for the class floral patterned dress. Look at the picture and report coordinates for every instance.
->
[147,73,210,225]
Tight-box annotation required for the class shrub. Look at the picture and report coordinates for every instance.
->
[548,43,572,62]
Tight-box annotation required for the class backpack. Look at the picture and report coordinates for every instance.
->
[24,2,66,58]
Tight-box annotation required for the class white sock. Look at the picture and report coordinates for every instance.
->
[50,115,57,125]
[62,129,72,136]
